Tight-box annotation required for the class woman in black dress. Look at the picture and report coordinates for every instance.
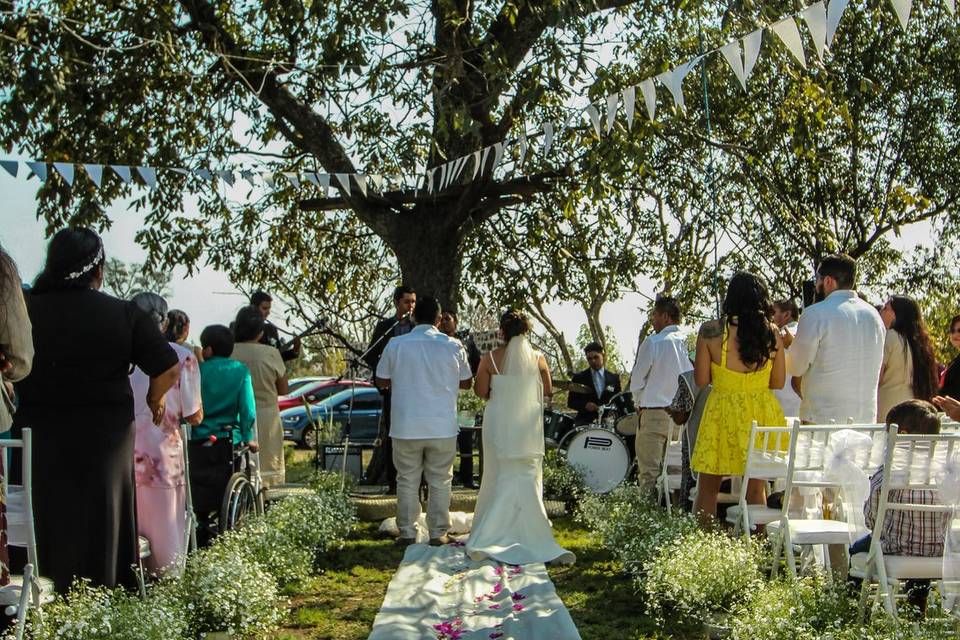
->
[13,228,179,593]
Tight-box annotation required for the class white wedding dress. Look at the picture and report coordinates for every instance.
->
[466,336,575,566]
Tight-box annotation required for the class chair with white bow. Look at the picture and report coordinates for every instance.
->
[725,422,793,538]
[657,423,685,514]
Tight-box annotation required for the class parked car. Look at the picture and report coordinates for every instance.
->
[277,378,369,412]
[281,386,383,449]
[286,376,332,394]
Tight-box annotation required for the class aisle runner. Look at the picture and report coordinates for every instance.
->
[368,543,581,640]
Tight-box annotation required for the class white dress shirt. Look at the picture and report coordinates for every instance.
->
[376,324,473,439]
[629,325,693,408]
[773,320,802,419]
[786,290,885,424]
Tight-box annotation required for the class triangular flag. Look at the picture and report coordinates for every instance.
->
[491,142,505,171]
[53,163,74,185]
[317,173,330,195]
[743,29,763,81]
[26,162,47,181]
[370,174,385,191]
[720,41,747,91]
[944,0,955,16]
[136,166,157,188]
[195,169,213,182]
[480,147,492,176]
[240,169,256,185]
[355,174,368,197]
[889,0,913,30]
[605,94,619,133]
[111,165,132,184]
[426,168,436,193]
[261,172,276,188]
[472,150,483,179]
[542,123,555,157]
[517,133,529,164]
[655,57,700,112]
[826,0,850,45]
[771,17,807,69]
[439,162,449,190]
[334,173,351,196]
[304,172,320,187]
[83,164,103,186]
[451,156,467,182]
[622,87,636,130]
[585,104,602,137]
[215,170,235,186]
[639,78,657,120]
[0,160,18,178]
[281,172,300,188]
[169,168,190,177]
[802,1,828,60]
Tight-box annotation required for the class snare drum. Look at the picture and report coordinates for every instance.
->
[543,409,575,448]
[559,426,631,493]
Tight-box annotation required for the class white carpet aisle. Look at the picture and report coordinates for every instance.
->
[368,542,582,640]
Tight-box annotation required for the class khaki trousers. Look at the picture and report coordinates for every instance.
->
[635,409,672,499]
[392,437,457,539]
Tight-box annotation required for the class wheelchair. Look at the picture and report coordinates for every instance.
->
[220,441,265,531]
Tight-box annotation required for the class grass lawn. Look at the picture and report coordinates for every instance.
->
[274,514,692,640]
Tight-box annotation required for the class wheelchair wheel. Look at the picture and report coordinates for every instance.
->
[220,472,258,532]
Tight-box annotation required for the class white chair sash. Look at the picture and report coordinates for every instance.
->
[936,450,960,612]
[823,429,874,541]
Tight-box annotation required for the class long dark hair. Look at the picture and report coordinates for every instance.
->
[888,295,937,401]
[722,271,777,369]
[32,228,105,294]
[166,309,190,342]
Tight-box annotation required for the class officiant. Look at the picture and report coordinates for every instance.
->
[567,341,627,426]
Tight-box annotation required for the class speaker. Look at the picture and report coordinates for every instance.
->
[321,444,364,478]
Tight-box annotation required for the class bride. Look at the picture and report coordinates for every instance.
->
[466,310,575,565]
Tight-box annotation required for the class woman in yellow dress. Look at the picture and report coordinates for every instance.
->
[691,271,786,528]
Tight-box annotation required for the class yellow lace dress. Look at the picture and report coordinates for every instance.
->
[691,329,786,476]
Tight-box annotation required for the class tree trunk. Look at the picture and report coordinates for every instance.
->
[388,213,464,313]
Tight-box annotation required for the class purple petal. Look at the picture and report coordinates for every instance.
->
[512,604,524,612]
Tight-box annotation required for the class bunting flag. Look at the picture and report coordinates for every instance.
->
[656,57,701,112]
[53,162,74,185]
[585,104,602,137]
[137,166,157,188]
[622,87,636,130]
[542,123,555,157]
[425,168,436,193]
[605,94,619,133]
[261,172,276,188]
[480,146,492,177]
[802,1,828,60]
[240,169,256,185]
[195,168,213,182]
[0,160,17,178]
[771,17,807,69]
[743,29,763,81]
[169,167,190,177]
[370,174,385,192]
[890,0,912,30]
[84,164,103,187]
[639,78,657,120]
[720,41,748,91]
[281,172,300,189]
[517,133,529,164]
[316,172,331,196]
[355,174,368,197]
[334,173,351,196]
[26,161,47,181]
[472,149,483,179]
[215,170,235,186]
[945,0,955,16]
[491,142,506,172]
[826,0,850,45]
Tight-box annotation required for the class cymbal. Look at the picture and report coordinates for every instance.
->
[554,380,593,395]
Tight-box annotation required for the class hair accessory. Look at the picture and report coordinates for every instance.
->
[65,244,104,281]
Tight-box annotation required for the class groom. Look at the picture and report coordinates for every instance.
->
[375,296,473,546]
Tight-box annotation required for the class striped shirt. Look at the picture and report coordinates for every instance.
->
[864,466,947,556]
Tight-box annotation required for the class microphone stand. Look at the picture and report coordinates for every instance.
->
[337,312,411,491]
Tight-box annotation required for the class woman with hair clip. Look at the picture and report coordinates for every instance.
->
[11,228,179,593]
[691,271,786,528]
[165,308,203,363]
[466,309,574,565]
[878,295,938,420]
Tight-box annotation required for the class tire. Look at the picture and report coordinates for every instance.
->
[300,425,316,450]
[219,473,258,532]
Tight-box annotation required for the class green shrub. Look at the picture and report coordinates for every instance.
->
[542,449,587,502]
[643,529,763,623]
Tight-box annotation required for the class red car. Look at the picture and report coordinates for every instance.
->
[277,378,372,412]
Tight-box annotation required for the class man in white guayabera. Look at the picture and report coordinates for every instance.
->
[784,254,885,425]
[376,296,473,547]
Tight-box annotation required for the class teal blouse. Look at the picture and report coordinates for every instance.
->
[193,356,257,444]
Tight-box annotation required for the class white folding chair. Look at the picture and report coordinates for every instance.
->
[181,424,198,556]
[657,423,685,514]
[849,428,960,617]
[725,422,793,538]
[0,429,54,640]
[768,421,888,577]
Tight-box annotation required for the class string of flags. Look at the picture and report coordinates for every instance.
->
[1,0,954,201]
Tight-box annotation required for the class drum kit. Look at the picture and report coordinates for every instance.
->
[550,382,638,494]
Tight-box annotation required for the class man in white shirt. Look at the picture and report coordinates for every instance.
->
[629,296,693,498]
[785,254,885,424]
[772,298,802,419]
[376,296,473,546]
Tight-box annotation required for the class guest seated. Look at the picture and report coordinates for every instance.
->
[189,325,257,546]
[849,400,946,617]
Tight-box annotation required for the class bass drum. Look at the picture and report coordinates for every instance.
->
[559,426,631,493]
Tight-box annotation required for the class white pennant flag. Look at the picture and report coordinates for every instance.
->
[889,0,913,30]
[480,147,492,176]
[472,150,483,179]
[355,174,368,197]
[334,173,351,196]
[0,160,18,178]
[744,29,763,81]
[53,162,74,185]
[83,164,103,186]
[195,169,213,182]
[169,168,190,177]
[438,163,449,190]
[802,1,828,60]
[317,173,330,196]
[771,17,807,69]
[240,170,256,185]
[944,0,955,15]
[491,142,505,171]
[281,172,300,189]
[215,170,235,186]
[639,78,657,120]
[261,172,276,188]
[622,87,636,130]
[26,162,47,181]
[137,166,157,188]
[304,172,320,187]
[370,174,385,192]
[542,123,555,157]
[517,133,529,164]
[655,57,700,113]
[111,165,132,184]
[605,94,619,133]
[826,0,850,45]
[720,41,747,91]
[585,104,602,137]
[426,168,436,193]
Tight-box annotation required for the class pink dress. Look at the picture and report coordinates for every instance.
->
[130,342,201,575]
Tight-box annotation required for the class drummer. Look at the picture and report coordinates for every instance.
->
[567,342,631,424]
